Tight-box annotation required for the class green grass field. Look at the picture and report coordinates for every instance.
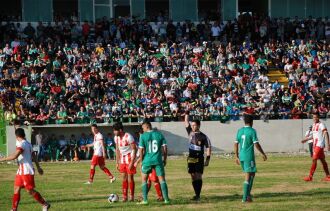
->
[1,155,330,211]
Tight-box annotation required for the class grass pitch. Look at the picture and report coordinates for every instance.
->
[1,155,330,211]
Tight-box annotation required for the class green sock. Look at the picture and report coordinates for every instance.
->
[243,181,250,201]
[160,181,169,201]
[56,150,60,160]
[142,182,148,202]
[248,176,254,197]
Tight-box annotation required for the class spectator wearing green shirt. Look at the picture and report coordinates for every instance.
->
[56,107,68,124]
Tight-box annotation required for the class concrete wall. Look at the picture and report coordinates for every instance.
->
[6,119,329,155]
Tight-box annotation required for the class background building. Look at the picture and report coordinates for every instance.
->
[1,0,330,23]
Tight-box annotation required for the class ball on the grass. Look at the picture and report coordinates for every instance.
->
[108,194,119,203]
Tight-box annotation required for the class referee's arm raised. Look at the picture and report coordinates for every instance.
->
[184,111,190,128]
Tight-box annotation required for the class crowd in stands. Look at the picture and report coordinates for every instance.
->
[0,14,330,125]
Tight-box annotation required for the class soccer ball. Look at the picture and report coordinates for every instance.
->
[108,194,119,203]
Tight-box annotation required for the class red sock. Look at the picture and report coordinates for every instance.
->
[154,182,163,199]
[89,169,95,182]
[309,162,317,177]
[322,161,330,175]
[129,180,135,199]
[32,191,46,205]
[122,180,128,199]
[12,193,20,210]
[103,167,113,178]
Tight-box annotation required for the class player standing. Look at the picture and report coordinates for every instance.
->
[135,121,170,205]
[184,112,211,201]
[84,124,116,184]
[0,128,50,211]
[113,122,137,202]
[302,113,330,181]
[301,125,313,157]
[234,115,267,202]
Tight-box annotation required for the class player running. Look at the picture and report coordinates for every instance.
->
[84,124,116,184]
[184,111,211,201]
[302,113,330,182]
[113,122,137,202]
[0,128,50,211]
[234,115,267,202]
[135,121,170,205]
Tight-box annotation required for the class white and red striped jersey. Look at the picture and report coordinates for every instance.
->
[93,132,104,156]
[312,122,328,148]
[16,140,35,175]
[115,133,135,164]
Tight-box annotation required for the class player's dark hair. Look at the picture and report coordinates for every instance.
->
[113,122,124,131]
[142,121,152,129]
[192,119,201,126]
[313,112,320,117]
[244,115,254,125]
[91,124,98,128]
[15,128,26,138]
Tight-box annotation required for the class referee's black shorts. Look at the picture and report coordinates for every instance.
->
[187,156,204,174]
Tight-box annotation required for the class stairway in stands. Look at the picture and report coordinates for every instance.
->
[267,67,289,88]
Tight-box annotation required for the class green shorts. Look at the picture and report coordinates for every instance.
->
[141,164,165,177]
[240,160,257,173]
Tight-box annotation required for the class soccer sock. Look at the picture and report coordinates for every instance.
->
[102,167,113,177]
[192,179,202,198]
[147,180,152,193]
[31,191,46,205]
[154,182,163,199]
[142,182,148,202]
[309,162,317,177]
[248,176,255,197]
[122,180,128,199]
[243,181,250,202]
[160,181,169,201]
[321,161,330,176]
[12,193,20,210]
[129,180,135,199]
[89,169,95,182]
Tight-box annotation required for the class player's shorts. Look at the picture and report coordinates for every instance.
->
[313,146,325,160]
[119,163,136,174]
[14,174,35,190]
[148,168,158,182]
[240,160,257,173]
[141,164,165,177]
[187,156,204,174]
[91,155,105,166]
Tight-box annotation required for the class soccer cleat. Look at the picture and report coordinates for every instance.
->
[136,201,149,205]
[122,198,127,202]
[42,202,51,211]
[246,196,253,202]
[109,176,116,183]
[164,200,170,204]
[190,195,200,202]
[157,197,164,202]
[303,176,313,182]
[84,181,93,185]
[321,176,330,182]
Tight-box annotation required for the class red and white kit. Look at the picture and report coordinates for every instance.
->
[91,132,105,166]
[312,122,328,160]
[15,140,35,190]
[115,133,136,174]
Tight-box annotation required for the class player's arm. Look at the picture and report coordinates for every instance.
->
[101,138,106,159]
[0,149,22,162]
[255,143,267,161]
[301,136,313,143]
[115,138,120,170]
[323,130,330,151]
[134,147,144,167]
[234,142,240,165]
[184,110,190,128]
[162,144,168,167]
[129,142,137,170]
[32,152,44,175]
[204,136,212,166]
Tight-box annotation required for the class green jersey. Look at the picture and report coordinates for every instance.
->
[236,126,259,162]
[139,130,167,166]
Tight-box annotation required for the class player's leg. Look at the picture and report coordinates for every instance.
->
[156,165,170,203]
[308,143,313,157]
[305,159,317,181]
[191,172,203,201]
[87,164,96,183]
[138,165,151,204]
[320,158,330,181]
[12,186,21,211]
[247,172,255,201]
[128,173,135,201]
[121,172,128,202]
[150,169,163,201]
[242,172,251,202]
[99,162,115,182]
[23,175,50,210]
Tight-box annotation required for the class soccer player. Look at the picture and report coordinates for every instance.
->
[147,168,163,201]
[235,115,267,202]
[0,128,50,211]
[301,125,313,157]
[135,121,170,205]
[84,124,116,184]
[302,113,330,181]
[113,122,137,202]
[184,111,211,201]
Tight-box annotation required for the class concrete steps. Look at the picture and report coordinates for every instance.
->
[268,68,289,88]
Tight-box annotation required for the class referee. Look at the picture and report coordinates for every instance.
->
[184,111,212,201]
